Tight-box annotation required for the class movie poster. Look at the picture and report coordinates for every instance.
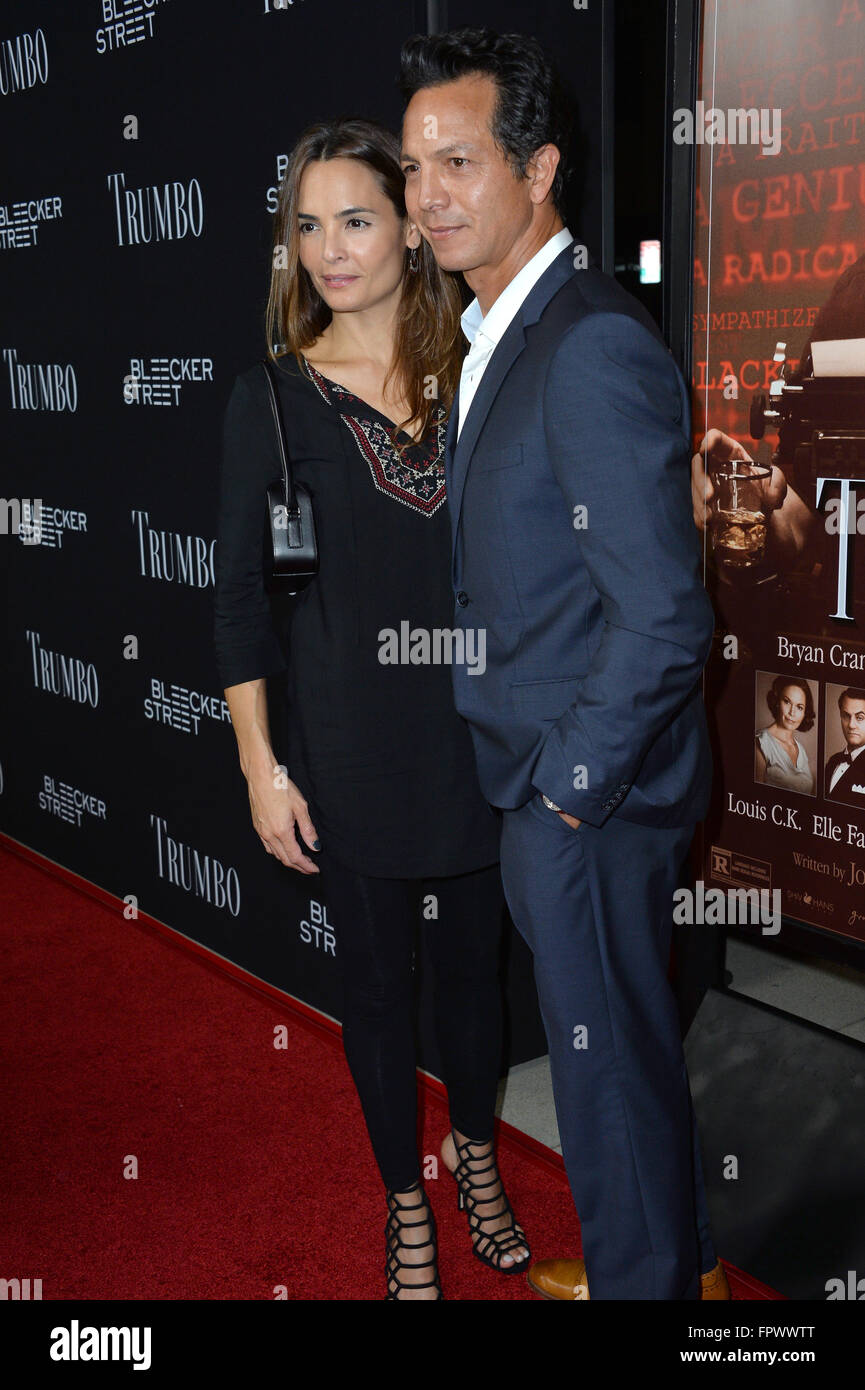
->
[693,0,865,943]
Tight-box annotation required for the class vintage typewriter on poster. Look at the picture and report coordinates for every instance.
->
[750,338,865,506]
[749,339,865,626]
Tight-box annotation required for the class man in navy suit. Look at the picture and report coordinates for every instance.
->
[400,28,727,1299]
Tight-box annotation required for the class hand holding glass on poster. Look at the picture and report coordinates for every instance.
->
[709,459,772,570]
[691,430,786,573]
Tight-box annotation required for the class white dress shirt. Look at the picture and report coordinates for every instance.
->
[457,226,573,438]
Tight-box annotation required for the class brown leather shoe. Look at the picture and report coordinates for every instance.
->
[527,1258,590,1300]
[526,1257,730,1300]
[699,1260,731,1300]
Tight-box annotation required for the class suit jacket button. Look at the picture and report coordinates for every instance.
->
[456,590,469,607]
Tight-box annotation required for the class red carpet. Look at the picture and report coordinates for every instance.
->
[0,840,780,1300]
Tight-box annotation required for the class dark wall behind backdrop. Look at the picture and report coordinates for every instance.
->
[1,0,612,1074]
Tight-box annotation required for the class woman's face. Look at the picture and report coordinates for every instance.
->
[296,158,418,318]
[777,685,807,731]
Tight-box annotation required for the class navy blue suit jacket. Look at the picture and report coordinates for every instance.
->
[446,240,715,829]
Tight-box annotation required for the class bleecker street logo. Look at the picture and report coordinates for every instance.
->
[300,899,336,955]
[144,677,231,735]
[38,775,107,828]
[267,154,290,215]
[18,500,87,549]
[123,355,214,407]
[0,194,62,249]
[96,1,169,54]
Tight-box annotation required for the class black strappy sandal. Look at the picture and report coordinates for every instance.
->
[384,1181,442,1300]
[449,1132,531,1274]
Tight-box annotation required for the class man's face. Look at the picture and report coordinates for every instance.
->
[400,73,535,275]
[840,696,865,748]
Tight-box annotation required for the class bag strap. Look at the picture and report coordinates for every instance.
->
[260,357,298,513]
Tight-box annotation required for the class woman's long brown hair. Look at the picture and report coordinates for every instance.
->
[264,118,465,446]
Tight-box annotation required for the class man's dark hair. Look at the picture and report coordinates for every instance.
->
[838,687,865,706]
[398,27,573,215]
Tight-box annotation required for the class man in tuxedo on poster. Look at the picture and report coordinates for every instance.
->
[399,28,727,1299]
[825,688,865,809]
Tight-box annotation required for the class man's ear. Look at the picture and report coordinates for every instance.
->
[527,143,561,205]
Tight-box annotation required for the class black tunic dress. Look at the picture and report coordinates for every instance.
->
[213,350,501,878]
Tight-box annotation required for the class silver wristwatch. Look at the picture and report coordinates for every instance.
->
[541,794,563,812]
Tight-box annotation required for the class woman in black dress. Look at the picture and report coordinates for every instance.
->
[213,119,530,1300]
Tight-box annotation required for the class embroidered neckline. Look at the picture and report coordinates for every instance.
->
[301,354,448,517]
[301,355,443,446]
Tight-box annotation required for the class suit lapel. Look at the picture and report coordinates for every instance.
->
[446,241,580,571]
[444,392,459,507]
[447,318,527,536]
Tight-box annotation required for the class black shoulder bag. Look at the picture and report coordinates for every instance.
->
[260,357,319,591]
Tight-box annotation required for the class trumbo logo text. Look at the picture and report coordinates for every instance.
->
[0,29,48,95]
[107,171,204,245]
[816,476,865,621]
[25,631,99,706]
[132,509,216,587]
[4,347,77,411]
[150,814,241,916]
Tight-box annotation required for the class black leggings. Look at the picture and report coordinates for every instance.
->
[319,852,506,1193]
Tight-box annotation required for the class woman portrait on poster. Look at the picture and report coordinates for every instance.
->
[754,675,816,796]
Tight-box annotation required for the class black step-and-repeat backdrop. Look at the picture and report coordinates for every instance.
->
[1,1,611,1072]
